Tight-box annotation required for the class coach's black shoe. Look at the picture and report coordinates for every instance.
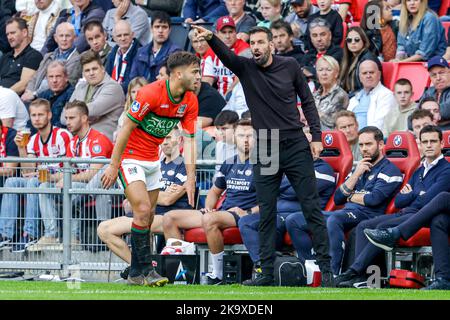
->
[364,228,399,251]
[321,271,336,288]
[421,278,450,290]
[335,269,360,287]
[338,273,367,288]
[120,266,130,280]
[242,272,274,286]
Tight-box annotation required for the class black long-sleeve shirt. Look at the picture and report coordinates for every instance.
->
[207,35,322,142]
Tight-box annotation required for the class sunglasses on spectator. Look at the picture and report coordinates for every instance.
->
[309,21,330,29]
[346,37,361,44]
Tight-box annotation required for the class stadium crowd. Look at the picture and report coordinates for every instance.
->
[0,0,449,290]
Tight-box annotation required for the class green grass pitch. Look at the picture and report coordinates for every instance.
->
[0,281,449,300]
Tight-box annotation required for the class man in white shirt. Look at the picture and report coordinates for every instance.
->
[348,60,396,131]
[0,86,30,130]
[28,0,61,52]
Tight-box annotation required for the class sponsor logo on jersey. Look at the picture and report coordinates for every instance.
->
[92,144,102,154]
[131,101,141,113]
[160,104,169,109]
[176,104,187,117]
[138,103,150,118]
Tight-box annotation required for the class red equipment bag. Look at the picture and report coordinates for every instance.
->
[389,269,425,289]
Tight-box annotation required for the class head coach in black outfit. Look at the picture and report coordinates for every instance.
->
[192,24,334,287]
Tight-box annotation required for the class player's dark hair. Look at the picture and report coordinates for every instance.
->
[270,19,294,36]
[151,11,171,27]
[358,126,383,142]
[6,17,28,31]
[80,50,102,67]
[83,20,105,34]
[30,98,51,112]
[249,26,273,41]
[419,125,443,141]
[64,100,89,117]
[166,51,200,73]
[214,110,239,127]
[410,109,434,122]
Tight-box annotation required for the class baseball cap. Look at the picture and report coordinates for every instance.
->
[290,0,305,5]
[216,16,236,32]
[427,56,449,70]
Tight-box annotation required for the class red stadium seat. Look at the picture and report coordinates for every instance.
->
[443,130,450,161]
[394,62,431,101]
[443,21,450,40]
[439,0,450,16]
[384,131,421,214]
[320,130,354,211]
[381,61,396,90]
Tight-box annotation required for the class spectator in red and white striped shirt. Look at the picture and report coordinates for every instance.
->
[28,100,113,251]
[0,98,71,252]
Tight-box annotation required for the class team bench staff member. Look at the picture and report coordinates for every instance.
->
[193,24,334,287]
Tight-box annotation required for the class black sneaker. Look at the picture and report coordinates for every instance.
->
[364,228,398,251]
[205,273,223,285]
[338,273,367,288]
[335,269,359,287]
[120,266,130,280]
[421,278,450,290]
[0,236,11,250]
[321,271,336,288]
[242,272,274,286]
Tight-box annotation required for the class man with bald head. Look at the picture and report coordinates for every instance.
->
[348,60,396,131]
[105,19,140,93]
[22,22,81,103]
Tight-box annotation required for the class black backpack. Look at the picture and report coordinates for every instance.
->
[273,253,307,287]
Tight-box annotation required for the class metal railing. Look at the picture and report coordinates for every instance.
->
[0,157,216,280]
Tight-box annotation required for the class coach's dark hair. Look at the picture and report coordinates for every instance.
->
[410,108,434,122]
[167,51,200,73]
[214,110,239,127]
[358,126,383,142]
[6,17,28,31]
[30,98,51,112]
[419,125,443,141]
[418,96,439,109]
[80,50,102,67]
[151,11,171,27]
[64,100,89,117]
[270,19,293,37]
[83,19,105,34]
[249,26,273,41]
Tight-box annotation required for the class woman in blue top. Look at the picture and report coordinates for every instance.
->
[395,0,446,62]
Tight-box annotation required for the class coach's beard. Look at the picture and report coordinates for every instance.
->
[254,51,270,66]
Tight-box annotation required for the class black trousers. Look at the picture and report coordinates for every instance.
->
[254,134,332,275]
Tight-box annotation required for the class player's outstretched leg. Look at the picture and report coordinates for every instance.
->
[126,184,168,287]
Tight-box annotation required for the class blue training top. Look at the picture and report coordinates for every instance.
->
[395,157,450,214]
[156,155,191,214]
[215,155,257,211]
[277,158,336,212]
[334,157,403,216]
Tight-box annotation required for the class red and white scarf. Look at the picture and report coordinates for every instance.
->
[112,41,134,84]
